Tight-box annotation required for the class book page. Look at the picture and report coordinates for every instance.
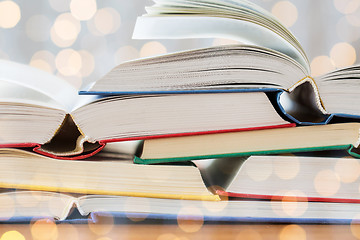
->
[0,80,65,110]
[133,16,309,74]
[0,191,75,221]
[0,59,78,112]
[315,65,360,116]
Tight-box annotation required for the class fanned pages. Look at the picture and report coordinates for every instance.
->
[83,0,360,121]
[0,59,78,112]
[2,0,360,160]
[315,65,360,117]
[84,45,307,93]
[133,0,309,71]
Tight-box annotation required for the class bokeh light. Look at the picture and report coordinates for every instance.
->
[271,1,298,28]
[70,0,97,21]
[0,231,25,240]
[53,18,79,41]
[281,191,308,217]
[333,0,360,14]
[273,156,300,180]
[30,50,56,74]
[95,8,121,35]
[114,46,139,65]
[30,59,52,74]
[0,1,359,231]
[314,169,341,197]
[50,13,81,48]
[140,41,167,58]
[55,49,82,76]
[334,157,360,183]
[330,42,357,68]
[0,1,21,29]
[202,198,228,212]
[88,8,121,36]
[310,56,335,77]
[245,158,273,182]
[31,219,58,240]
[346,8,360,27]
[279,225,306,240]
[88,212,114,235]
[177,206,204,233]
[0,0,359,90]
[351,215,360,239]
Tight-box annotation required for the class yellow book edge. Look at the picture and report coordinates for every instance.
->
[0,183,221,201]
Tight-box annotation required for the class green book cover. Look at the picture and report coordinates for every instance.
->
[134,144,355,165]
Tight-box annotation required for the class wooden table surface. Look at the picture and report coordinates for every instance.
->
[1,223,359,240]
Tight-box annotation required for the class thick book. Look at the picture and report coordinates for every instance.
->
[81,0,360,123]
[3,190,360,224]
[2,153,360,223]
[3,147,359,204]
[0,59,293,159]
[195,155,360,204]
[0,148,219,201]
[134,123,360,164]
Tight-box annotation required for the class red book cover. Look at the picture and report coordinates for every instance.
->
[217,190,360,204]
[0,123,296,160]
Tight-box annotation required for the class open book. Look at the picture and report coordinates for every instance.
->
[81,0,360,124]
[0,59,293,159]
[198,155,360,203]
[4,190,360,223]
[4,154,360,223]
[0,148,219,201]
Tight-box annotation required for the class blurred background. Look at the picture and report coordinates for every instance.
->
[0,0,359,89]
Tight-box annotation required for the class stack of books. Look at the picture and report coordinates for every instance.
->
[1,0,360,223]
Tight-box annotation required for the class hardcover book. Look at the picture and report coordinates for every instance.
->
[3,154,360,223]
[135,123,360,164]
[197,155,360,203]
[0,148,218,201]
[3,190,360,224]
[0,59,293,159]
[81,0,360,124]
